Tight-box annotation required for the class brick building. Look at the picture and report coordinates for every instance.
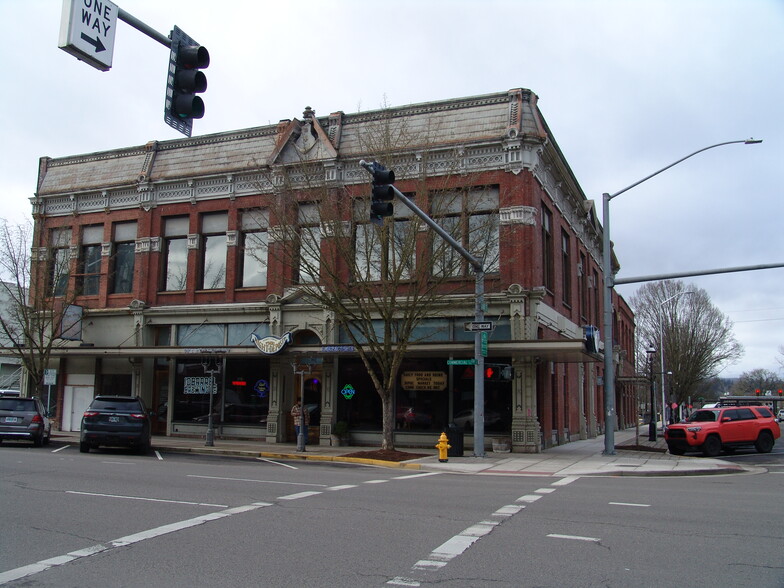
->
[30,88,636,452]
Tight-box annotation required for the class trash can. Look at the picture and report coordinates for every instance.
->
[445,423,464,457]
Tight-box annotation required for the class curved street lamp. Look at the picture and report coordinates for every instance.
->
[602,138,762,455]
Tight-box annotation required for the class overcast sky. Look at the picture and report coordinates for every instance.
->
[1,0,781,379]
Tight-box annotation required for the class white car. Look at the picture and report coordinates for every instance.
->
[777,409,784,422]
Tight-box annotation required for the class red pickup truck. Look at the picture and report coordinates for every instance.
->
[665,405,780,457]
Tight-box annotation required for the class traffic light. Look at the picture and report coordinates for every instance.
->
[485,364,512,381]
[368,162,395,224]
[165,26,209,137]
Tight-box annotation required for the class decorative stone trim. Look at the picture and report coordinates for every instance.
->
[226,230,237,247]
[187,234,200,249]
[101,242,112,257]
[500,205,536,226]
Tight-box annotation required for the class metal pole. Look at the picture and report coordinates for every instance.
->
[648,353,657,442]
[600,138,761,456]
[117,8,171,48]
[602,191,616,454]
[358,161,487,457]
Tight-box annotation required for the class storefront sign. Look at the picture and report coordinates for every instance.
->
[251,332,292,355]
[321,345,355,353]
[184,376,217,395]
[340,384,356,399]
[254,379,269,398]
[401,371,447,391]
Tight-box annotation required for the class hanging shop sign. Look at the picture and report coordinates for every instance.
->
[401,371,447,392]
[250,332,292,355]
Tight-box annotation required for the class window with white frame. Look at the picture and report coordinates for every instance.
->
[298,203,321,284]
[49,227,72,297]
[201,212,227,290]
[162,217,188,292]
[353,197,416,281]
[240,209,268,288]
[431,187,499,278]
[111,221,137,294]
[79,225,103,296]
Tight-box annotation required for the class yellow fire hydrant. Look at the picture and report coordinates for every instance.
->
[435,432,451,462]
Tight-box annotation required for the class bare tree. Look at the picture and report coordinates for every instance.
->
[251,113,503,449]
[630,280,743,406]
[729,368,784,396]
[0,219,81,399]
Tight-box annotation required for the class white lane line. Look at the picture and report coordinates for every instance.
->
[392,472,442,480]
[326,485,358,491]
[51,445,68,453]
[387,577,420,586]
[547,533,600,543]
[609,501,650,508]
[278,491,322,500]
[535,488,556,494]
[552,476,579,486]
[66,491,228,508]
[257,458,298,469]
[494,504,525,517]
[155,450,163,460]
[188,474,325,487]
[364,479,390,484]
[516,494,542,503]
[0,503,270,585]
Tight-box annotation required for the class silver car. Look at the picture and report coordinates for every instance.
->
[0,395,52,447]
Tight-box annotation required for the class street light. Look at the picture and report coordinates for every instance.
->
[646,347,657,441]
[659,291,694,428]
[601,138,762,455]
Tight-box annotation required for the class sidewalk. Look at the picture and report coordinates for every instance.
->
[50,427,752,477]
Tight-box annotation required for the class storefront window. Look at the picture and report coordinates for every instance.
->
[172,357,270,426]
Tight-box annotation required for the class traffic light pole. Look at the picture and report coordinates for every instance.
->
[117,8,171,49]
[358,161,487,457]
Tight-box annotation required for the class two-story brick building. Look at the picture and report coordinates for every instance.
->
[30,88,636,452]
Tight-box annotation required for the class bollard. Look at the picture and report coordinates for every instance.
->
[435,432,451,462]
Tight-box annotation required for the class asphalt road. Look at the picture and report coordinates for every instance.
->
[1,442,783,587]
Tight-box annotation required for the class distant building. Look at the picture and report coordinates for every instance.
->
[0,284,23,390]
[30,89,635,451]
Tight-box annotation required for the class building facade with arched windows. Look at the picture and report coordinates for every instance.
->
[28,89,636,452]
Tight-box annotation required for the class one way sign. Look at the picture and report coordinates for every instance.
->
[58,0,119,72]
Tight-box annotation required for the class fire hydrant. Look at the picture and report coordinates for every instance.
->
[435,432,451,462]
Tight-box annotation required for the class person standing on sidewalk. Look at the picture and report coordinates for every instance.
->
[291,400,310,445]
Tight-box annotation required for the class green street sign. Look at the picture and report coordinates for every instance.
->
[481,332,488,356]
[447,359,477,366]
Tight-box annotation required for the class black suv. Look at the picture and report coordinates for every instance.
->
[80,395,152,454]
[0,394,51,446]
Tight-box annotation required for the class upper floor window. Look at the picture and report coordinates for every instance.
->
[561,230,571,306]
[111,221,137,294]
[354,197,416,282]
[431,187,499,278]
[49,227,72,297]
[298,203,321,284]
[163,216,188,292]
[201,212,227,290]
[79,225,103,296]
[542,205,554,291]
[578,251,588,321]
[240,209,268,288]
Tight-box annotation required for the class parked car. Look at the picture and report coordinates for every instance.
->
[777,409,784,423]
[453,409,502,430]
[80,395,152,454]
[0,395,51,446]
[664,405,780,457]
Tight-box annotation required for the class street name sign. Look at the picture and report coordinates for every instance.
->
[59,0,119,72]
[447,359,477,366]
[464,321,494,332]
